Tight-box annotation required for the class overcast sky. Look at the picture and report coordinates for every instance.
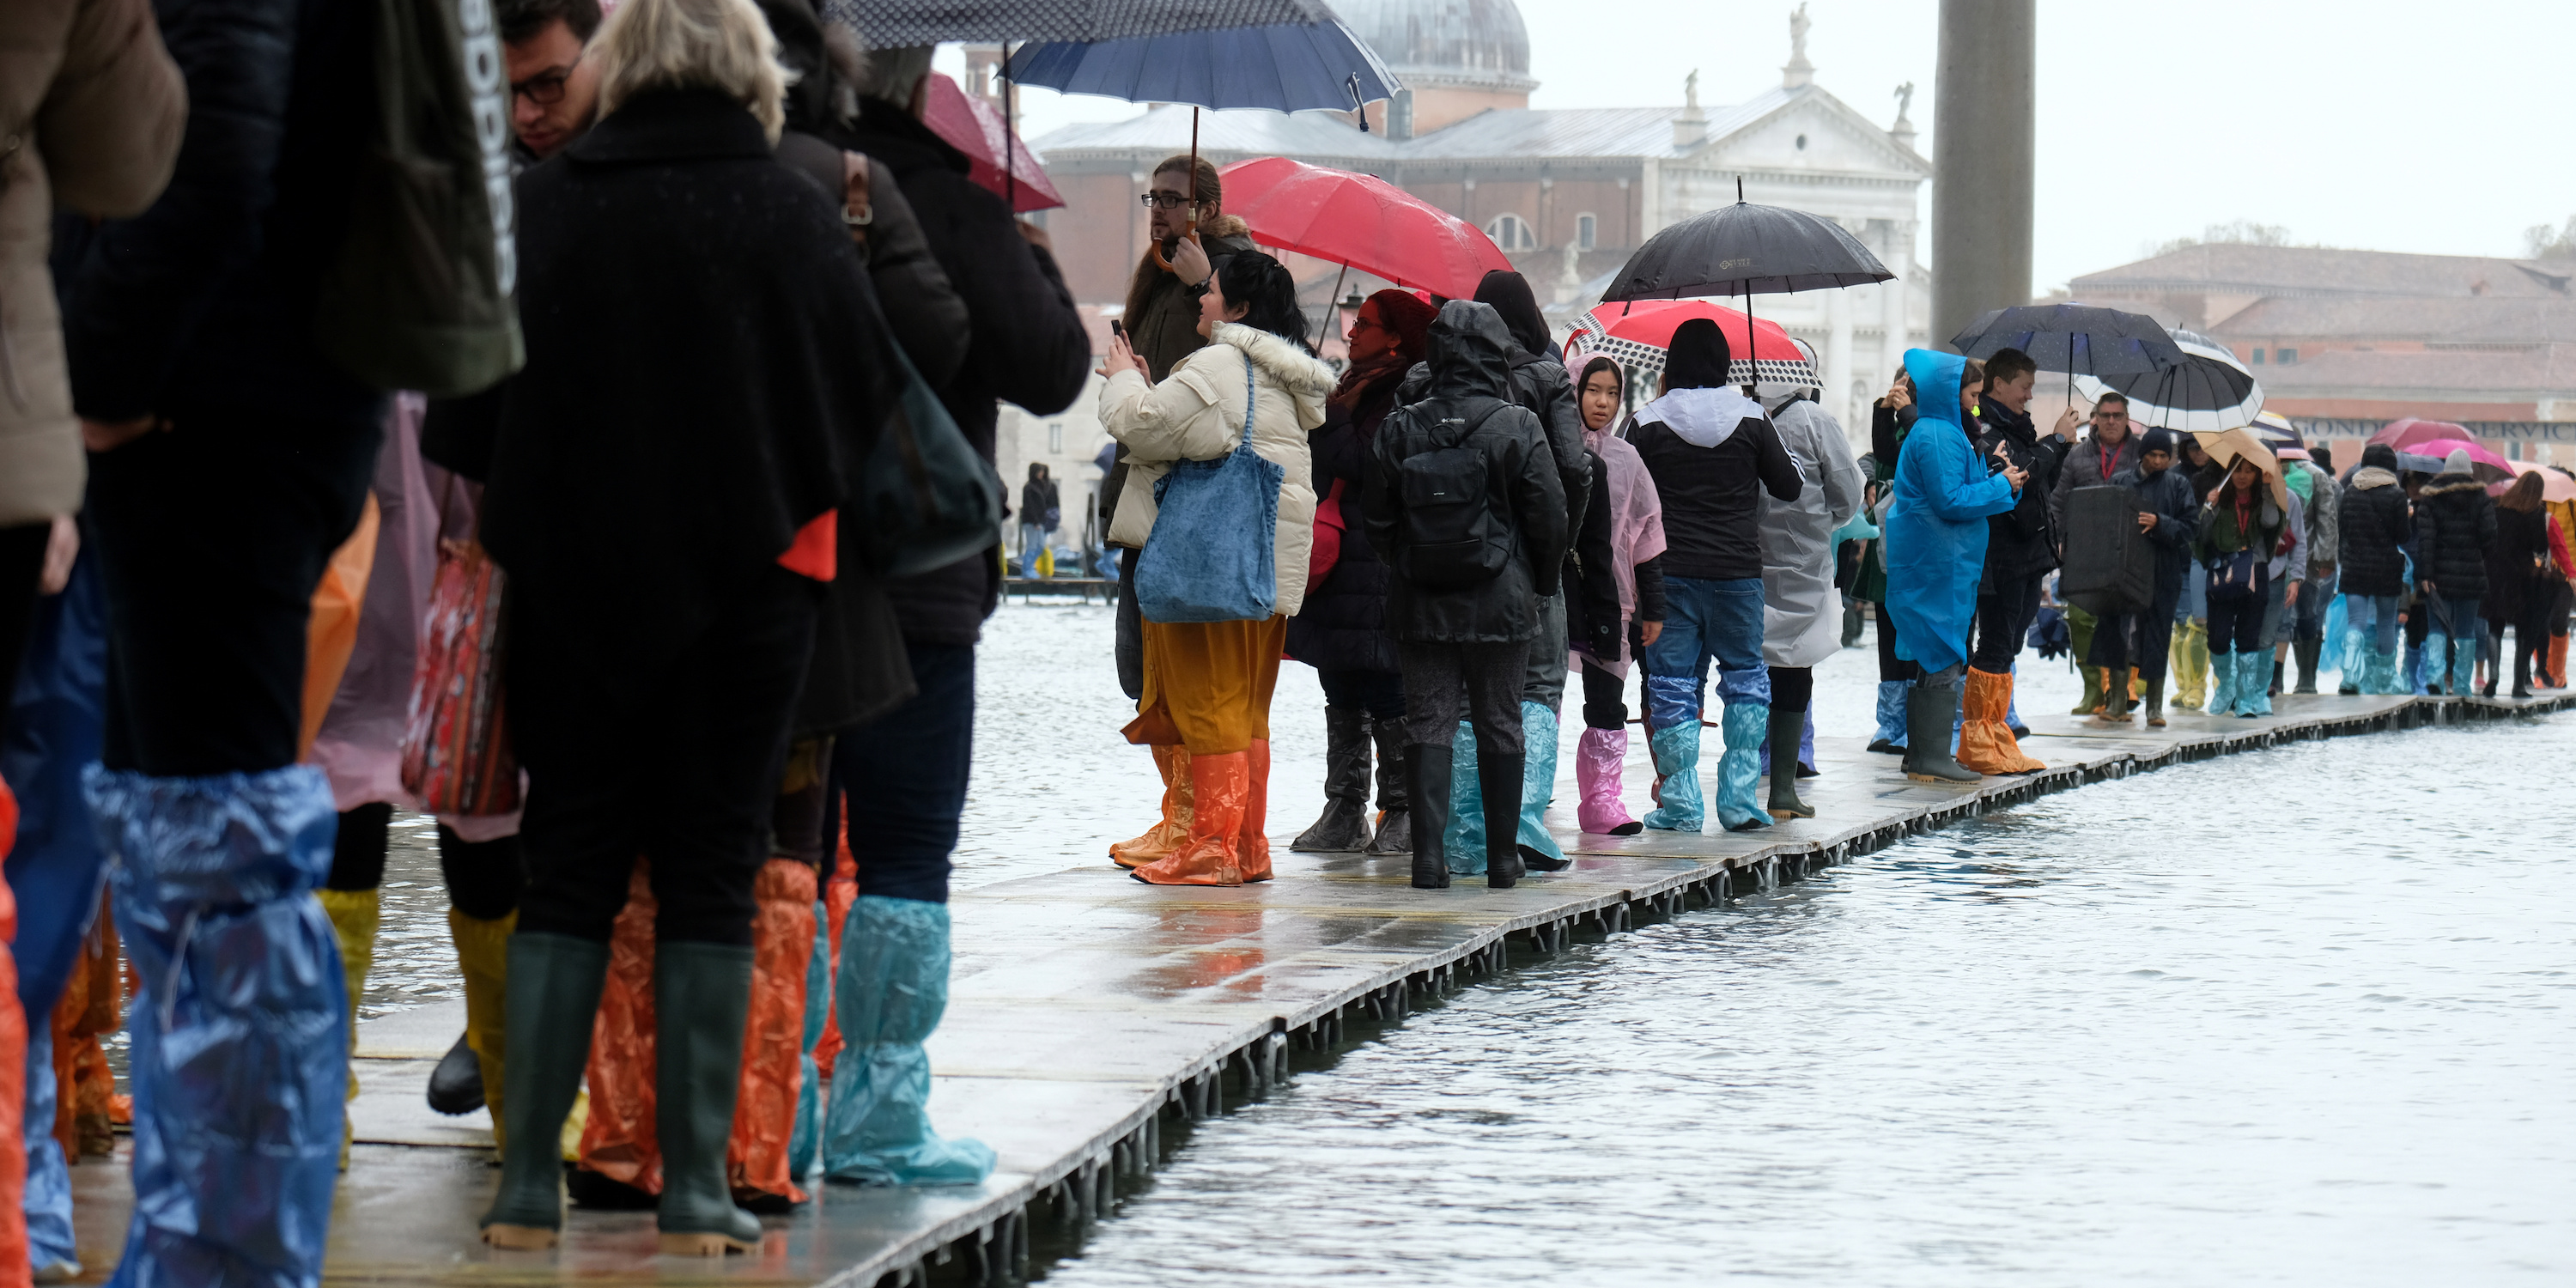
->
[969,0,2576,289]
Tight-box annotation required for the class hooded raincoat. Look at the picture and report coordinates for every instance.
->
[1884,350,2020,675]
[1570,356,1665,676]
[1758,396,1864,667]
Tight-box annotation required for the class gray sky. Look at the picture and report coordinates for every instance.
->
[977,1,2576,289]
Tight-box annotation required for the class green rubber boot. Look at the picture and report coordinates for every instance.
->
[480,933,611,1249]
[654,942,765,1255]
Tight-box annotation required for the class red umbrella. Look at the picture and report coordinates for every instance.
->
[1218,156,1510,299]
[2409,437,2516,483]
[1566,299,1819,390]
[2369,417,2473,453]
[921,72,1064,213]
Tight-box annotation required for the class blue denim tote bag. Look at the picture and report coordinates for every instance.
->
[1134,354,1283,623]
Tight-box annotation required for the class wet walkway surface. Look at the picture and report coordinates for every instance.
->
[57,605,2576,1285]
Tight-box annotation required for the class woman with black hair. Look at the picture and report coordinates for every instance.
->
[1100,251,1335,885]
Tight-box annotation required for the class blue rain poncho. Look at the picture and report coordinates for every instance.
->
[1883,349,2020,675]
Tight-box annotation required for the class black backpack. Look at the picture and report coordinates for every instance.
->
[1394,400,1513,591]
[311,0,524,398]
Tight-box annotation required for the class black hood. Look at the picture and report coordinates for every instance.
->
[1425,301,1516,402]
[2361,442,2398,472]
[1473,270,1551,356]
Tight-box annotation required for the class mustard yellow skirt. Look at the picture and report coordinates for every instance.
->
[1124,615,1287,756]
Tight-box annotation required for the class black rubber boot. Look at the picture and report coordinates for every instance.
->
[1363,719,1412,856]
[2270,659,2286,696]
[1902,685,1980,785]
[2293,637,2321,694]
[653,942,763,1255]
[1479,747,1526,890]
[427,1033,483,1115]
[1765,705,1814,818]
[1292,708,1375,852]
[1406,742,1451,889]
[480,933,611,1248]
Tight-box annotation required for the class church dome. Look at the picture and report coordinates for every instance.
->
[1337,0,1536,93]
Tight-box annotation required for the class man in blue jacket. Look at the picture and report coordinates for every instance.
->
[1883,349,2021,783]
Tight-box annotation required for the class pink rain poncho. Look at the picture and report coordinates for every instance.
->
[1569,354,1666,677]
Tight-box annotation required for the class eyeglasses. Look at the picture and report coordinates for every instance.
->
[1347,315,1387,333]
[1140,191,1205,210]
[2089,408,2127,419]
[512,68,573,106]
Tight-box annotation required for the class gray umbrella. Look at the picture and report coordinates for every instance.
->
[824,0,1335,46]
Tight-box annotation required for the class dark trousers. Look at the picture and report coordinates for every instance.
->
[511,568,817,947]
[2090,611,2178,686]
[1874,604,1909,682]
[2208,590,2267,655]
[1768,665,1813,714]
[826,639,975,905]
[1969,572,2044,674]
[1114,547,1142,700]
[0,520,48,738]
[1316,666,1405,720]
[323,800,526,920]
[1399,639,1528,755]
[87,410,380,775]
[1579,659,1628,730]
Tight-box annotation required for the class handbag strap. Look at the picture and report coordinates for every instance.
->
[1241,349,1257,450]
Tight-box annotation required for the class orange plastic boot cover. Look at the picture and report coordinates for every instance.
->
[577,862,662,1194]
[726,859,816,1205]
[1131,752,1249,885]
[1112,745,1194,868]
[1236,739,1273,884]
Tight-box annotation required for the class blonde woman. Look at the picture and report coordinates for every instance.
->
[474,0,888,1255]
[1099,250,1332,885]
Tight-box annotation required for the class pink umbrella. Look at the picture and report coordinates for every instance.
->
[921,73,1064,213]
[2409,437,2515,483]
[2495,460,2576,502]
[2369,417,2473,453]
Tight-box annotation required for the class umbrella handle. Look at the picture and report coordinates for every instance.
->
[1150,228,1203,275]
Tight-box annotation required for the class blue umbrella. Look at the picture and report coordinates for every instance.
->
[1005,20,1399,115]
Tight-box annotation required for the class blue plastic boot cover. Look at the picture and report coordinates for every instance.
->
[1713,702,1772,831]
[1639,720,1704,832]
[2405,641,2427,693]
[87,764,345,1288]
[2340,626,2366,688]
[2423,633,2449,696]
[2449,634,2477,696]
[1514,702,1565,863]
[2242,651,2275,716]
[2370,646,2401,696]
[2208,649,2240,715]
[1872,680,1908,748]
[787,899,832,1183]
[1441,720,1485,875]
[25,1024,78,1275]
[821,895,994,1186]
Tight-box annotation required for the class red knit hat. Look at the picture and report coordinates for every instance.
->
[1367,289,1438,363]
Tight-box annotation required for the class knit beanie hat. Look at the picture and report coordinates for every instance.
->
[2443,447,2471,476]
[2361,442,2398,471]
[1366,289,1437,363]
[2140,427,2177,457]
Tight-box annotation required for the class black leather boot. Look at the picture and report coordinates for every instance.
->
[2293,637,2321,694]
[1406,742,1451,889]
[1903,684,1980,785]
[1479,746,1525,890]
[1292,707,1374,852]
[1363,718,1412,856]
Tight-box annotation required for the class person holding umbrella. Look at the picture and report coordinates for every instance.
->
[1629,319,1802,832]
[2053,392,2138,716]
[1884,351,2020,782]
[1959,349,2079,774]
[2412,448,2496,696]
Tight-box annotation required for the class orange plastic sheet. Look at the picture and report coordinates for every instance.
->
[575,859,817,1205]
[298,492,380,759]
[812,823,859,1083]
[2,780,32,1288]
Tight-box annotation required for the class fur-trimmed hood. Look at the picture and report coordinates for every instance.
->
[2350,465,2398,490]
[1196,213,1249,242]
[1211,321,1336,418]
[2421,476,2486,498]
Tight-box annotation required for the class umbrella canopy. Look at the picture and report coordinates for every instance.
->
[2250,409,2306,459]
[2503,461,2576,503]
[2394,452,2446,476]
[921,73,1063,212]
[2193,426,2291,510]
[2368,416,2473,453]
[1953,303,2184,379]
[2072,326,2261,433]
[2406,437,2516,483]
[1598,197,1893,301]
[1567,300,1818,392]
[823,0,1333,47]
[1005,19,1398,114]
[1218,157,1506,297]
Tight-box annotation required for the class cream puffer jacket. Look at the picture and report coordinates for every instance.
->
[1102,321,1334,616]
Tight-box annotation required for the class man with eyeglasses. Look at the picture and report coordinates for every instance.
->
[2052,389,2139,714]
[501,0,604,161]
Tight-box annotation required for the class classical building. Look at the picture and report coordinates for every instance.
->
[2069,244,2576,459]
[997,3,1934,556]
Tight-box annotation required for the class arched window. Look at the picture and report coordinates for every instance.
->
[1485,213,1535,252]
[1576,213,1598,251]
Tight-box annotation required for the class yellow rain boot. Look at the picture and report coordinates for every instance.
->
[318,886,381,1170]
[450,907,517,1154]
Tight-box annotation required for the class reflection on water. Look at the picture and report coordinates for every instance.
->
[1042,715,2576,1285]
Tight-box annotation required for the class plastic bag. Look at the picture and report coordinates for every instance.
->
[726,860,814,1204]
[300,493,380,760]
[574,864,660,1194]
[399,533,517,816]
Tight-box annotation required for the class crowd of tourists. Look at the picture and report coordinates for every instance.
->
[4,0,2573,1281]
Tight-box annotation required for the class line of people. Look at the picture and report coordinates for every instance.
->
[3,0,1092,1277]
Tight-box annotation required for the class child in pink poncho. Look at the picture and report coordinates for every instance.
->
[1567,354,1668,833]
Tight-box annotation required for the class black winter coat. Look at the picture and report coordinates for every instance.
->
[2413,477,2497,601]
[1565,453,1622,659]
[56,0,382,430]
[2112,462,2202,606]
[2336,469,2413,597]
[2485,505,2551,625]
[1364,303,1566,643]
[1971,398,2071,586]
[1401,346,1590,539]
[482,89,890,694]
[1286,361,1406,672]
[834,96,1091,644]
[1630,392,1802,582]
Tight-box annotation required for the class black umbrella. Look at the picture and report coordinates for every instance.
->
[2070,327,2261,433]
[824,0,1333,46]
[1598,181,1892,389]
[1950,303,2182,380]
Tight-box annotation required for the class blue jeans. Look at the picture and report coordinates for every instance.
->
[2348,593,2401,654]
[1641,576,1769,727]
[1016,522,1048,575]
[828,641,975,903]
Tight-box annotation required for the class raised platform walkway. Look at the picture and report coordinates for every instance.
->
[64,690,2573,1287]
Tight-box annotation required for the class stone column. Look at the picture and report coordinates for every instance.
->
[1880,222,1911,386]
[1932,0,2034,349]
